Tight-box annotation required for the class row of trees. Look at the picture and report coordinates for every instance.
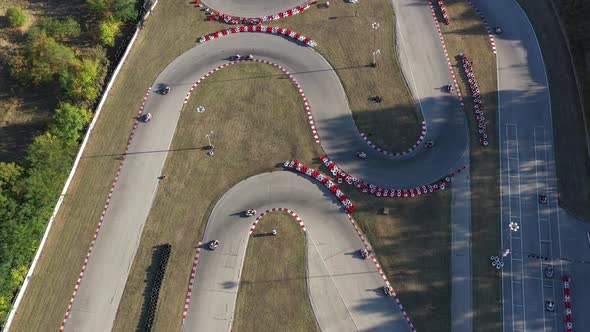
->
[0,0,141,325]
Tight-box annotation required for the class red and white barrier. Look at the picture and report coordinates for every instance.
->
[283,159,356,212]
[563,275,573,332]
[198,25,317,47]
[181,241,203,325]
[346,214,417,331]
[437,0,451,25]
[465,0,497,55]
[427,1,464,109]
[59,89,151,331]
[201,1,318,25]
[359,121,427,157]
[249,208,306,234]
[183,58,320,144]
[319,155,465,198]
[460,54,489,146]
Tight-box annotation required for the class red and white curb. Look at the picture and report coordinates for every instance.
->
[563,275,573,332]
[200,1,318,25]
[198,26,316,47]
[249,208,306,234]
[436,0,451,25]
[319,155,465,198]
[283,159,356,212]
[181,241,203,325]
[183,58,320,144]
[59,89,151,331]
[428,0,464,109]
[465,0,497,55]
[359,121,427,157]
[346,214,417,332]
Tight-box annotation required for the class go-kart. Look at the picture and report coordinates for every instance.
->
[209,240,219,250]
[384,284,394,297]
[161,86,171,95]
[356,151,367,159]
[360,249,370,259]
[245,209,257,217]
[142,113,152,122]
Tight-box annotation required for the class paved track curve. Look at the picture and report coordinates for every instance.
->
[182,171,410,331]
[203,0,308,18]
[62,2,470,331]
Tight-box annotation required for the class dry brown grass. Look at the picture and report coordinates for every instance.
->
[10,0,446,330]
[233,212,319,332]
[111,62,323,331]
[438,1,501,331]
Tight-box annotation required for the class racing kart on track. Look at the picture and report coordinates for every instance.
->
[360,248,370,259]
[209,240,219,250]
[245,209,257,217]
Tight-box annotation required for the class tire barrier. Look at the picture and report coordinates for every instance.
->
[459,53,489,146]
[318,155,466,198]
[59,89,151,332]
[197,26,317,47]
[182,58,320,144]
[249,208,307,234]
[427,1,464,110]
[563,275,573,332]
[359,121,427,157]
[198,1,318,25]
[437,0,451,25]
[144,244,172,332]
[283,160,356,212]
[346,214,417,332]
[181,241,202,325]
[465,0,497,55]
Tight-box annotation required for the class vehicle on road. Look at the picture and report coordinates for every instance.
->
[544,266,554,278]
[142,113,152,122]
[360,248,369,259]
[209,240,219,250]
[446,84,454,93]
[161,86,171,95]
[356,151,367,159]
[545,300,555,312]
[424,140,435,149]
[245,209,257,217]
[494,26,503,34]
[539,194,547,204]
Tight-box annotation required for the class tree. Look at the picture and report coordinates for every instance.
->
[6,6,27,28]
[87,0,109,19]
[99,19,121,47]
[39,17,81,41]
[49,103,92,143]
[112,0,137,21]
[9,31,77,85]
[60,59,101,102]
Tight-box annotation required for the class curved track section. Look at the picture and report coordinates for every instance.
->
[182,172,411,332]
[202,0,309,18]
[62,3,469,330]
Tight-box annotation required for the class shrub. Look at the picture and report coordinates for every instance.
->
[99,19,121,47]
[9,31,77,85]
[39,17,81,41]
[60,59,101,102]
[6,7,27,28]
[49,103,92,142]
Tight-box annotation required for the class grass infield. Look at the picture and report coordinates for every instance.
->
[233,212,320,332]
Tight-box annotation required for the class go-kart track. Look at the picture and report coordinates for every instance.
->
[45,0,590,331]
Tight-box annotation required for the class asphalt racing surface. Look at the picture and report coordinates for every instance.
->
[472,1,590,331]
[63,1,469,331]
[59,0,590,331]
[182,172,410,331]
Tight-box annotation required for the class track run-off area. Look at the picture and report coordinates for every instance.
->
[10,0,590,331]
